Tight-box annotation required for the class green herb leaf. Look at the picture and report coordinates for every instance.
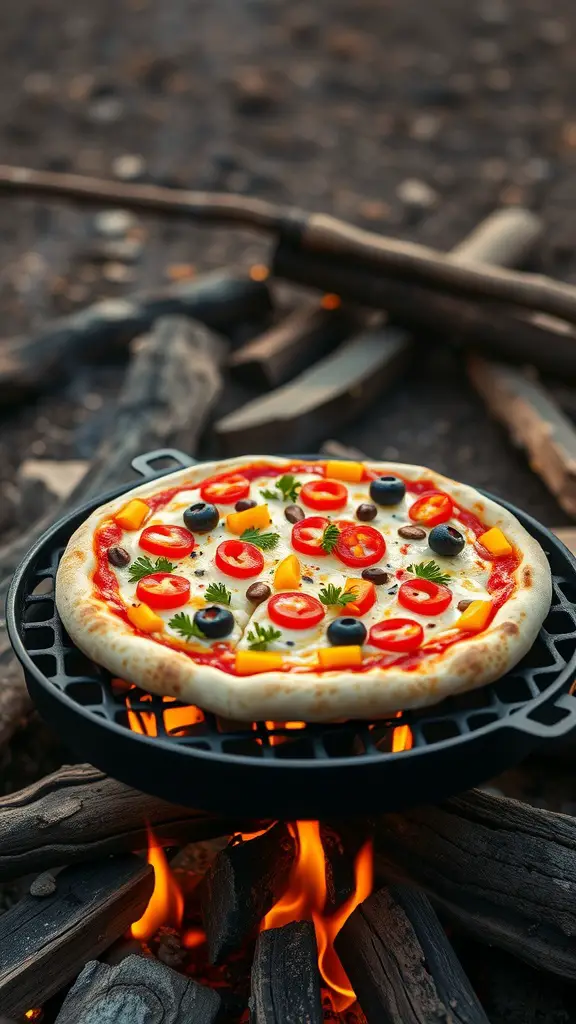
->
[204,581,232,605]
[406,560,451,586]
[128,555,177,583]
[260,488,279,501]
[259,475,301,503]
[319,584,357,607]
[247,621,282,650]
[240,527,280,551]
[321,522,340,554]
[168,611,206,641]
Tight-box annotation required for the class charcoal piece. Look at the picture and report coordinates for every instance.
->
[249,921,323,1024]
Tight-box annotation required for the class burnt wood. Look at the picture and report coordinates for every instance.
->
[0,270,271,405]
[468,356,576,516]
[54,954,221,1024]
[230,302,361,388]
[335,885,489,1024]
[369,788,576,980]
[0,856,153,1016]
[200,822,296,964]
[0,763,254,881]
[249,921,323,1024]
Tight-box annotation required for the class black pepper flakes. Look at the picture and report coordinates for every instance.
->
[194,569,206,577]
[302,575,314,583]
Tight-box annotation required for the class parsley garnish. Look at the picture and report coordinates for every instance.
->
[319,584,357,607]
[204,582,232,605]
[128,555,176,583]
[247,621,282,650]
[406,561,451,586]
[168,611,206,641]
[241,527,279,551]
[321,523,340,554]
[260,474,301,503]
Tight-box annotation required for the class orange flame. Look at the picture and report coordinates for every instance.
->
[24,1012,43,1021]
[391,723,413,752]
[182,927,207,949]
[126,691,204,737]
[262,823,372,1012]
[130,828,184,942]
[321,293,341,310]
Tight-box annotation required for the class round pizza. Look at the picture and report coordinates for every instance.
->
[55,455,552,722]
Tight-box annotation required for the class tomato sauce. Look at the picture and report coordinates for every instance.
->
[91,462,520,676]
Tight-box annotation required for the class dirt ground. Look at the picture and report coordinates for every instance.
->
[2,0,576,534]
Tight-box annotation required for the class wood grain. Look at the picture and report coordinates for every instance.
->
[249,921,323,1024]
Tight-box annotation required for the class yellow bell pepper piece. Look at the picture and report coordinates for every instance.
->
[274,554,301,590]
[115,499,149,531]
[455,600,493,632]
[317,646,363,669]
[478,527,513,557]
[127,602,164,633]
[235,650,284,674]
[324,460,364,483]
[226,503,271,535]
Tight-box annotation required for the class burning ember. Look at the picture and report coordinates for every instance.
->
[392,722,413,752]
[123,687,205,737]
[262,822,373,1012]
[130,829,184,941]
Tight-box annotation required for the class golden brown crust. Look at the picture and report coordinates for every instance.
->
[55,456,553,722]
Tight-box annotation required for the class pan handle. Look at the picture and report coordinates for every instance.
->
[131,448,197,478]
[510,691,576,739]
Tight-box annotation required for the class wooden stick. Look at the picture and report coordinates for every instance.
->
[335,885,489,1024]
[0,856,153,1016]
[468,356,576,516]
[0,763,253,881]
[54,955,221,1024]
[369,788,576,980]
[249,922,323,1024]
[0,270,271,405]
[200,823,296,964]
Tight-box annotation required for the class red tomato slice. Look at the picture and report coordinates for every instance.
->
[334,519,356,531]
[291,516,331,557]
[136,573,190,609]
[139,524,195,558]
[344,579,376,616]
[398,577,452,615]
[408,491,453,526]
[215,539,264,579]
[268,592,325,630]
[369,617,424,652]
[335,525,386,568]
[300,479,348,511]
[200,474,250,504]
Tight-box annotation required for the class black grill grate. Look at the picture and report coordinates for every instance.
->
[8,458,576,818]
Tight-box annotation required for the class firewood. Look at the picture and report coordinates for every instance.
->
[230,301,361,388]
[468,356,576,516]
[369,788,576,980]
[200,823,296,964]
[54,955,221,1024]
[2,166,576,329]
[0,314,226,748]
[0,856,153,1016]
[0,763,254,881]
[218,208,542,456]
[249,921,323,1024]
[335,885,489,1024]
[0,269,271,405]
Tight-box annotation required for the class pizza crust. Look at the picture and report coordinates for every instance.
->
[55,456,552,722]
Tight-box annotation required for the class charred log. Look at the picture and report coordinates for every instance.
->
[249,921,323,1024]
[54,954,221,1024]
[200,823,296,964]
[0,763,255,881]
[335,885,489,1024]
[0,856,153,1016]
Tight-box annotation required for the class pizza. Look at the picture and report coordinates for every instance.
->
[55,455,552,722]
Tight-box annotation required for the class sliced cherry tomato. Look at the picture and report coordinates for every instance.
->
[139,524,195,558]
[200,474,250,504]
[136,573,190,609]
[291,516,331,558]
[268,592,325,630]
[344,579,377,616]
[369,617,424,652]
[334,519,356,531]
[408,491,453,527]
[335,525,386,568]
[398,577,452,615]
[300,479,348,511]
[215,539,264,579]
